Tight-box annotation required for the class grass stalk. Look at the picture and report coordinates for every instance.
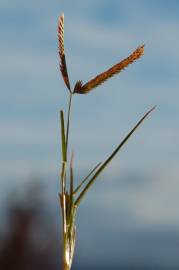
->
[66,92,73,159]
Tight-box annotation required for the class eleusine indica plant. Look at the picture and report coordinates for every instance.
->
[57,13,155,270]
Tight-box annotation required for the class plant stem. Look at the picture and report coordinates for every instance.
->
[66,92,73,159]
[60,92,74,270]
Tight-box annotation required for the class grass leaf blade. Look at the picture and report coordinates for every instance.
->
[75,106,156,206]
[60,110,67,162]
[73,162,101,195]
[70,151,74,202]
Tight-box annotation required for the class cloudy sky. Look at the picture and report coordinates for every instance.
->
[0,0,179,268]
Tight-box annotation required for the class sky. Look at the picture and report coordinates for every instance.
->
[0,0,179,268]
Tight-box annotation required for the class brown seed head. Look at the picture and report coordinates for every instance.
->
[58,13,65,56]
[74,45,145,94]
[58,13,71,92]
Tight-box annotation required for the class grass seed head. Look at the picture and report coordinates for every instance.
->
[58,13,71,92]
[74,45,145,94]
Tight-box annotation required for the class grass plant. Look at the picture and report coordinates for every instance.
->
[57,13,155,270]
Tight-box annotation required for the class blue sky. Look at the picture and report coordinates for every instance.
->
[1,0,179,267]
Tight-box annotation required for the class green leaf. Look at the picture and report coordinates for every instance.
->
[74,106,156,206]
[69,151,74,209]
[73,162,101,195]
[60,110,67,162]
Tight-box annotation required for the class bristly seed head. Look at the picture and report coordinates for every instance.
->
[74,80,83,93]
[58,14,65,56]
[58,13,71,92]
[73,45,145,94]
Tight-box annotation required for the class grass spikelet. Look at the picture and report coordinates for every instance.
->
[58,13,71,92]
[74,45,144,94]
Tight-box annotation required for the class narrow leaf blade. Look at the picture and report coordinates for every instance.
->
[70,151,74,202]
[74,106,156,206]
[60,110,67,162]
[73,162,101,195]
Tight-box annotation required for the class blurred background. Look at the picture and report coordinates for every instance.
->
[0,0,179,269]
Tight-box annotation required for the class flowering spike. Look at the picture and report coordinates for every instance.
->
[58,13,71,92]
[74,45,144,94]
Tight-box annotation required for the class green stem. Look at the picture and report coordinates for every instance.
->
[60,92,74,270]
[66,92,73,159]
